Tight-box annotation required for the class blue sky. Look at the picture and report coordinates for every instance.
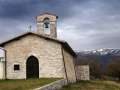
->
[0,0,120,51]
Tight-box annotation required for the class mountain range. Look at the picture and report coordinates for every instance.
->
[77,49,120,56]
[76,49,120,71]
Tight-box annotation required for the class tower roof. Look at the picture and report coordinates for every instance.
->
[37,12,58,19]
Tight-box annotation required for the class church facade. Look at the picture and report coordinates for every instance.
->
[0,13,76,83]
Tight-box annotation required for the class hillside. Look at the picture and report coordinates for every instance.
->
[60,80,120,90]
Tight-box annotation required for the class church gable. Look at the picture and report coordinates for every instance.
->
[2,33,61,50]
[0,32,76,56]
[0,32,59,47]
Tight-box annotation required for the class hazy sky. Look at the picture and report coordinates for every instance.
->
[0,0,120,51]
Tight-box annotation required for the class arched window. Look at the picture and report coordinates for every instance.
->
[43,18,50,34]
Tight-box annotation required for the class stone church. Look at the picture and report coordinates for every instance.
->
[0,13,77,83]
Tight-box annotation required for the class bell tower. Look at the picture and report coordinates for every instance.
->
[36,13,58,38]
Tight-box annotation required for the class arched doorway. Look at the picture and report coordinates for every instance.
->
[26,56,39,78]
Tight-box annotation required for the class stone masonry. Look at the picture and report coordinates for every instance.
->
[4,34,66,79]
[2,34,76,83]
[76,65,90,80]
[62,48,76,83]
[36,13,57,38]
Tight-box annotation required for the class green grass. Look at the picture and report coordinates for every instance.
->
[60,80,120,90]
[0,78,59,90]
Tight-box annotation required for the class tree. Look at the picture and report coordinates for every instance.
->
[107,59,120,80]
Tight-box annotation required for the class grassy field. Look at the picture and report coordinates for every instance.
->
[60,80,120,90]
[0,78,58,90]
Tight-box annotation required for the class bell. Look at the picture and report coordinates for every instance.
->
[44,22,49,28]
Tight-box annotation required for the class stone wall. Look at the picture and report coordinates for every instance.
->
[0,48,5,79]
[34,79,67,90]
[76,65,90,80]
[62,48,76,83]
[4,34,66,79]
[0,60,5,79]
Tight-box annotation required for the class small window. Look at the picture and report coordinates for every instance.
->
[14,64,20,71]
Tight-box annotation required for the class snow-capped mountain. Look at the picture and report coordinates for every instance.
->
[76,49,120,76]
[77,49,120,56]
